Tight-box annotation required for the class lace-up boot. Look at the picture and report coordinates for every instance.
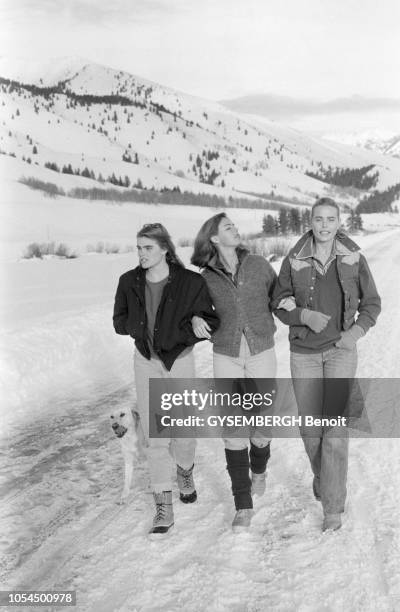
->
[177,464,197,503]
[148,491,174,538]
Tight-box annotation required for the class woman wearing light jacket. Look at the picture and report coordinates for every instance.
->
[191,213,277,532]
[113,223,219,538]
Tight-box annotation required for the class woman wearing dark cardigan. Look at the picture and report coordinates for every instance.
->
[191,213,277,532]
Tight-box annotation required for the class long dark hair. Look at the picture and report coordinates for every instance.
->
[137,223,184,267]
[190,213,227,268]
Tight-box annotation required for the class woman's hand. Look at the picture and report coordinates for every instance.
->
[192,316,212,339]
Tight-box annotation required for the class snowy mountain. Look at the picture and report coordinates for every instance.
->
[322,130,400,159]
[1,59,400,211]
[0,56,88,87]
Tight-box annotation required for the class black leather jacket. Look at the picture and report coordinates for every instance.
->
[113,263,219,370]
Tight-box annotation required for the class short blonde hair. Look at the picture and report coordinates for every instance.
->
[311,197,340,218]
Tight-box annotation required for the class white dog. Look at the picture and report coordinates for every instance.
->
[110,408,147,504]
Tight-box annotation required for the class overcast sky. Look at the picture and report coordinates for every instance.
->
[1,0,399,102]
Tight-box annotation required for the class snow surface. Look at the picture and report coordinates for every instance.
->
[0,220,400,612]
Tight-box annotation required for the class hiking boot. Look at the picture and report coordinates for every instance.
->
[251,471,266,497]
[313,476,321,501]
[232,509,254,533]
[322,513,342,532]
[177,464,197,504]
[148,491,174,539]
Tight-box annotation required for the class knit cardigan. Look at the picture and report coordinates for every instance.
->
[202,250,277,357]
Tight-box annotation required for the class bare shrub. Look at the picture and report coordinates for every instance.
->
[265,237,291,258]
[39,241,55,255]
[24,242,43,259]
[23,241,77,259]
[104,243,120,254]
[19,176,65,197]
[244,237,291,259]
[55,243,69,257]
[177,237,194,247]
[86,241,120,254]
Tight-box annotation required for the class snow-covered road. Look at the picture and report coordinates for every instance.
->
[1,230,400,612]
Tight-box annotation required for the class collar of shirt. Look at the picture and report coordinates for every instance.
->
[209,248,248,283]
[296,234,338,275]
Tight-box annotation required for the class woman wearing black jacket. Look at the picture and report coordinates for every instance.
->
[113,223,219,538]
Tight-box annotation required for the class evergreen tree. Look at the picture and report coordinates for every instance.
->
[278,209,289,235]
[354,211,363,231]
[62,163,73,174]
[301,209,311,232]
[262,214,277,236]
[289,208,301,233]
[346,209,363,233]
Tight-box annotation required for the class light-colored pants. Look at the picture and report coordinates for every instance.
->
[134,349,197,493]
[290,346,358,514]
[213,335,277,451]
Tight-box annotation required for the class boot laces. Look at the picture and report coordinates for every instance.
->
[181,471,193,489]
[155,502,167,521]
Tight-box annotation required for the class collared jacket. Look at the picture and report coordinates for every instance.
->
[202,248,277,357]
[113,263,220,370]
[271,230,381,343]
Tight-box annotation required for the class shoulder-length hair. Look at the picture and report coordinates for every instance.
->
[137,223,184,267]
[190,213,227,268]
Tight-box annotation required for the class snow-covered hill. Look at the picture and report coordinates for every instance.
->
[322,130,400,159]
[1,59,400,211]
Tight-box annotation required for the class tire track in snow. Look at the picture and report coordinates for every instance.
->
[0,386,137,586]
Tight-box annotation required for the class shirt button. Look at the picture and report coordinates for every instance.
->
[310,286,314,290]
[310,297,313,301]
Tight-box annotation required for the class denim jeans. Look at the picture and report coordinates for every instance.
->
[290,346,358,514]
[214,335,277,451]
[134,349,197,493]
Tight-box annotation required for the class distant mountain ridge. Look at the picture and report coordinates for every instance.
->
[220,93,400,118]
[322,130,400,159]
